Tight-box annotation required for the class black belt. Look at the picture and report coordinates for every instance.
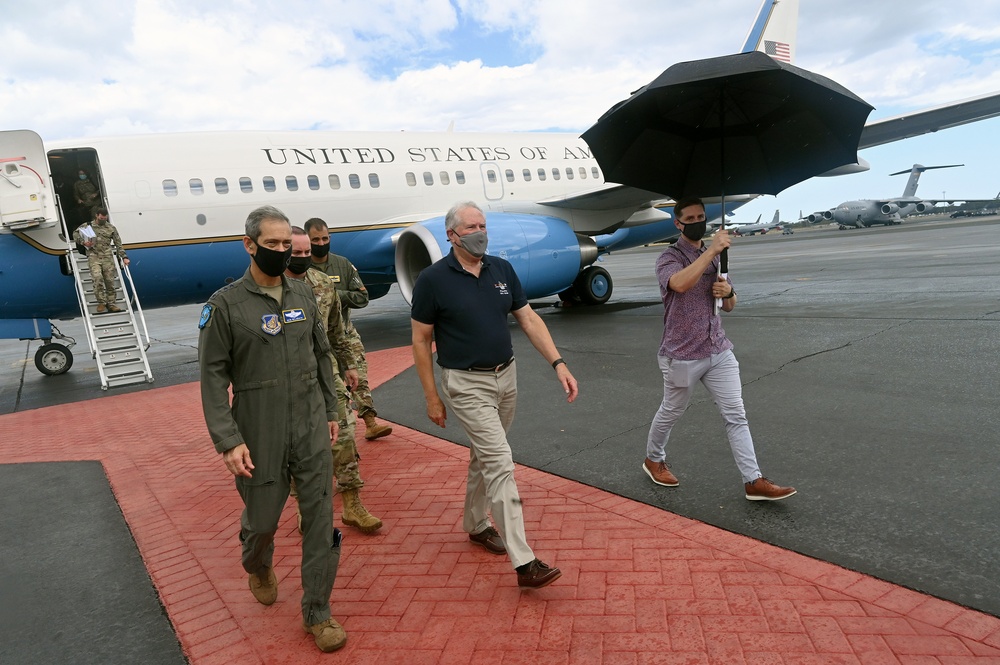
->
[467,357,514,373]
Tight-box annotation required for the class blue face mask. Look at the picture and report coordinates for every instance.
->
[79,174,87,180]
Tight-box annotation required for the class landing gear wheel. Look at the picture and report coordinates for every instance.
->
[575,266,613,305]
[35,343,74,376]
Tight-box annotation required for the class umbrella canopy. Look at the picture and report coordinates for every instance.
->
[581,51,874,200]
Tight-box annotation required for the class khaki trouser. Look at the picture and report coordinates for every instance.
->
[440,361,535,569]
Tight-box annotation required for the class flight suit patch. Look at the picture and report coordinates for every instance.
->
[198,304,213,329]
[261,314,282,336]
[282,308,306,323]
[330,275,341,283]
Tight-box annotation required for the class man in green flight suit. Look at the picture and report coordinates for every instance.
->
[198,205,347,653]
[285,226,383,535]
[305,217,393,440]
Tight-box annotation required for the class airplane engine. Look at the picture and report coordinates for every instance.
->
[394,213,594,305]
[880,203,900,215]
[808,210,832,223]
[914,202,934,213]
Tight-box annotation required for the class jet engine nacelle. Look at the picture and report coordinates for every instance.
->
[808,210,833,223]
[880,203,900,215]
[394,213,594,305]
[914,201,934,213]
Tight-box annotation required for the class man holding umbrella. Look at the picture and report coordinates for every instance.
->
[642,196,796,501]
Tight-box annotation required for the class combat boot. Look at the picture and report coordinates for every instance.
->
[362,412,392,440]
[341,489,383,533]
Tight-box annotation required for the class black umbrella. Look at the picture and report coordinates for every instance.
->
[581,51,873,309]
[581,50,874,200]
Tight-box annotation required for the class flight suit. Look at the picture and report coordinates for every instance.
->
[198,269,340,626]
[310,253,379,420]
[72,219,128,309]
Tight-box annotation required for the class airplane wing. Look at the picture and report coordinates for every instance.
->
[536,184,670,211]
[859,91,1000,150]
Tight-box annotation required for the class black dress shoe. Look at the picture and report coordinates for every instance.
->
[469,526,506,554]
[516,559,561,588]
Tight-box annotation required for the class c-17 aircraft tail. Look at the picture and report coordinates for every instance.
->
[892,163,963,198]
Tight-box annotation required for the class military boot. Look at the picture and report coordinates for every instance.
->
[340,489,383,533]
[362,412,392,440]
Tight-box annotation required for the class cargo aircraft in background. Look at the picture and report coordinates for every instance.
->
[805,163,998,229]
[4,0,1000,378]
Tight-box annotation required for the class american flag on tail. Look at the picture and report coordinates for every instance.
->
[764,40,791,63]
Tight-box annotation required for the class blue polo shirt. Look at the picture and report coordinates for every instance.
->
[410,249,528,370]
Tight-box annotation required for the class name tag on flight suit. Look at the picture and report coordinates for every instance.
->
[282,308,306,323]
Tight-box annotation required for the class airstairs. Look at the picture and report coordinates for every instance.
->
[65,241,154,390]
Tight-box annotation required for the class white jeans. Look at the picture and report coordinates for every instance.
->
[646,350,762,483]
[440,362,535,569]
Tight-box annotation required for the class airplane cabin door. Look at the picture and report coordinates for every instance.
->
[480,162,504,201]
[0,130,60,233]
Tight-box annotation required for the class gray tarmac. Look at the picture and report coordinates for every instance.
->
[2,214,998,617]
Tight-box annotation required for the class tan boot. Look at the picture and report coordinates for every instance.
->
[362,412,392,440]
[303,617,347,652]
[295,498,303,535]
[341,489,383,534]
[248,566,277,605]
[95,304,107,314]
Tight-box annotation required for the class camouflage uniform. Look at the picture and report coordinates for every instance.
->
[72,217,127,308]
[73,176,101,215]
[310,253,378,417]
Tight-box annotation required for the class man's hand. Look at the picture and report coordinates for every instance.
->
[711,276,732,299]
[556,365,579,403]
[708,228,732,255]
[426,395,447,428]
[329,420,339,442]
[223,443,254,478]
[344,368,359,392]
[122,258,130,266]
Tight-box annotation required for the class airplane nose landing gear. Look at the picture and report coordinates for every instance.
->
[35,343,74,375]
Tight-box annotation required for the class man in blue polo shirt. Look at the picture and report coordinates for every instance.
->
[411,201,578,589]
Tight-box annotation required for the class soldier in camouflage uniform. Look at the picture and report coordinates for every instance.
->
[72,169,101,229]
[305,217,393,440]
[286,227,383,534]
[72,207,129,314]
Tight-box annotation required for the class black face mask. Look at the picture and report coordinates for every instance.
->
[287,255,312,275]
[311,242,330,259]
[680,221,708,241]
[252,243,292,277]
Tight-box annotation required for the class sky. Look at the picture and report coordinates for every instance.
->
[3,0,1000,225]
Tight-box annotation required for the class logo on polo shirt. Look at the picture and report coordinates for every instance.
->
[494,281,509,295]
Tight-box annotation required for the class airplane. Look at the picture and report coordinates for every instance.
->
[3,0,1000,380]
[732,210,782,236]
[806,163,996,229]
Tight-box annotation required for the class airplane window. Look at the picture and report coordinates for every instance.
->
[215,177,229,194]
[522,169,531,182]
[405,172,417,187]
[551,169,561,181]
[537,168,546,181]
[190,178,204,195]
[286,176,298,191]
[162,179,178,197]
[239,177,253,193]
[307,175,320,190]
[263,176,276,192]
[439,171,450,185]
[591,167,600,179]
[423,172,433,186]
[455,171,465,185]
[329,174,340,190]
[487,170,497,184]
[505,169,515,182]
[369,173,380,188]
[565,168,574,180]
[579,167,587,179]
[349,174,361,189]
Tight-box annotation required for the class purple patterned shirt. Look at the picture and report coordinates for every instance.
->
[655,241,734,360]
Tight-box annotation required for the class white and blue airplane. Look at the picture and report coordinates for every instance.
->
[2,0,1000,377]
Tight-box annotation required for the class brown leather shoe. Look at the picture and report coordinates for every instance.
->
[248,566,277,605]
[469,526,506,554]
[643,458,679,487]
[745,477,797,501]
[303,617,347,652]
[517,559,561,589]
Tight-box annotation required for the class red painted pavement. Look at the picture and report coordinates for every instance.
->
[2,346,1000,664]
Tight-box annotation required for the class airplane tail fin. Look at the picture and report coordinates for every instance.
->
[741,0,798,64]
[890,163,963,198]
[771,209,780,226]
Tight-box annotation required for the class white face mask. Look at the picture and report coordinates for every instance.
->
[456,230,488,258]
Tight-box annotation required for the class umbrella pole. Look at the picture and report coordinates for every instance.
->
[715,195,728,316]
